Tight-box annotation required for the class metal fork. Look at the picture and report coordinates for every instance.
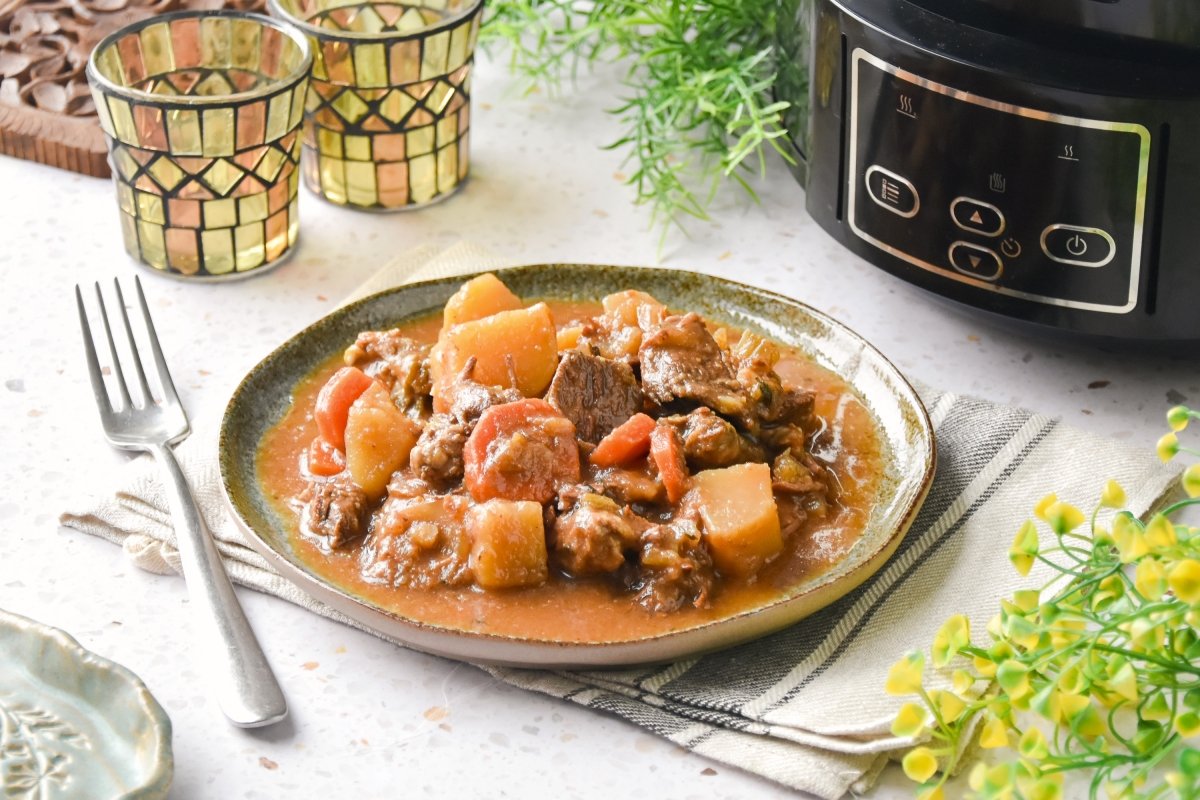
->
[76,277,287,728]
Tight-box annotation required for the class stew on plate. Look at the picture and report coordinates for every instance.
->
[256,274,885,640]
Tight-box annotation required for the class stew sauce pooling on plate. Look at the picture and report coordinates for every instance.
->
[257,274,885,640]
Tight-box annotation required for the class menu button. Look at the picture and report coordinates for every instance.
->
[865,165,919,218]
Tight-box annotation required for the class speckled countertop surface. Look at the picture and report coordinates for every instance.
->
[1,53,1195,799]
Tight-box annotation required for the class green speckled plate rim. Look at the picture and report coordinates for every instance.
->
[219,264,935,664]
[0,608,174,799]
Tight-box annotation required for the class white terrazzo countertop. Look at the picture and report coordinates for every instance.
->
[1,53,1195,799]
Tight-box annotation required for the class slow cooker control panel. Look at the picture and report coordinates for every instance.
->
[847,49,1150,314]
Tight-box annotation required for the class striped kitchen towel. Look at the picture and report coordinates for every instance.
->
[61,243,1181,798]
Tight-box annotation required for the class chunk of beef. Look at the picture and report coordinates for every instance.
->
[344,331,431,416]
[638,313,747,418]
[545,351,643,443]
[551,493,649,575]
[301,479,369,549]
[728,330,817,430]
[409,413,467,486]
[586,465,665,506]
[360,495,472,588]
[666,407,765,468]
[628,516,714,612]
[772,449,828,495]
[442,356,523,424]
[759,423,808,455]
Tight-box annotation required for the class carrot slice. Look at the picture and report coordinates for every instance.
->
[589,413,656,467]
[306,437,345,477]
[315,366,374,450]
[651,423,690,505]
[463,399,581,503]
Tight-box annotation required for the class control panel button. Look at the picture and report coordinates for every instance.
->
[950,197,1005,237]
[865,165,919,218]
[949,241,1003,281]
[1040,225,1116,267]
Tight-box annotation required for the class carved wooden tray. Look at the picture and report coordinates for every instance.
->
[0,0,265,177]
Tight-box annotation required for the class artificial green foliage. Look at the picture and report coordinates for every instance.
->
[889,405,1200,800]
[481,0,798,236]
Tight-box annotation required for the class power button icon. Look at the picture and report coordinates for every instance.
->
[1041,225,1116,267]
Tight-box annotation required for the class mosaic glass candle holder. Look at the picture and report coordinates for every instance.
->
[87,11,312,280]
[267,0,483,210]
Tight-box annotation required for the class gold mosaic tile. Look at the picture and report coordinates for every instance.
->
[270,0,483,209]
[89,11,310,279]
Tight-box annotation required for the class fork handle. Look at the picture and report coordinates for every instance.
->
[149,443,288,728]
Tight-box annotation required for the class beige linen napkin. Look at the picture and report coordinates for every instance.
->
[60,243,1181,798]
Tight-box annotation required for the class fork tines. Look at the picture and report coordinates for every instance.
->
[76,277,179,414]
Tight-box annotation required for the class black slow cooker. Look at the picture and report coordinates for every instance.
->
[778,0,1200,343]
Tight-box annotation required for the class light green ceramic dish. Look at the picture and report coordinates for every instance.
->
[220,265,935,667]
[0,608,173,799]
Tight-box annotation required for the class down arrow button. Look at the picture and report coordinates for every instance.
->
[949,241,1003,282]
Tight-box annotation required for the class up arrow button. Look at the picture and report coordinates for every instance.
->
[950,197,1006,237]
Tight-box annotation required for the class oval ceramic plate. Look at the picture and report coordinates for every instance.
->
[220,265,934,668]
[0,609,173,799]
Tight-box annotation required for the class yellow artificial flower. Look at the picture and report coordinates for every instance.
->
[1168,559,1200,604]
[1100,479,1126,509]
[997,661,1031,699]
[902,747,939,783]
[1043,500,1086,534]
[1184,463,1200,498]
[931,689,966,724]
[973,655,998,678]
[891,702,928,738]
[1113,519,1150,564]
[885,650,925,696]
[1034,494,1058,521]
[1158,432,1180,462]
[1106,661,1138,703]
[916,784,944,800]
[1010,520,1039,576]
[979,716,1009,748]
[931,614,971,667]
[1168,405,1191,432]
[1056,665,1088,696]
[1142,693,1171,723]
[1135,558,1167,601]
[952,669,975,694]
[1145,513,1178,549]
[1175,711,1200,738]
[1057,692,1091,721]
[1012,589,1040,612]
[1019,728,1050,760]
[1027,775,1064,800]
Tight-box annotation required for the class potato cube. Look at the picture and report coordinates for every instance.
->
[344,383,419,498]
[434,302,559,402]
[692,462,782,577]
[467,499,548,589]
[442,273,523,329]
